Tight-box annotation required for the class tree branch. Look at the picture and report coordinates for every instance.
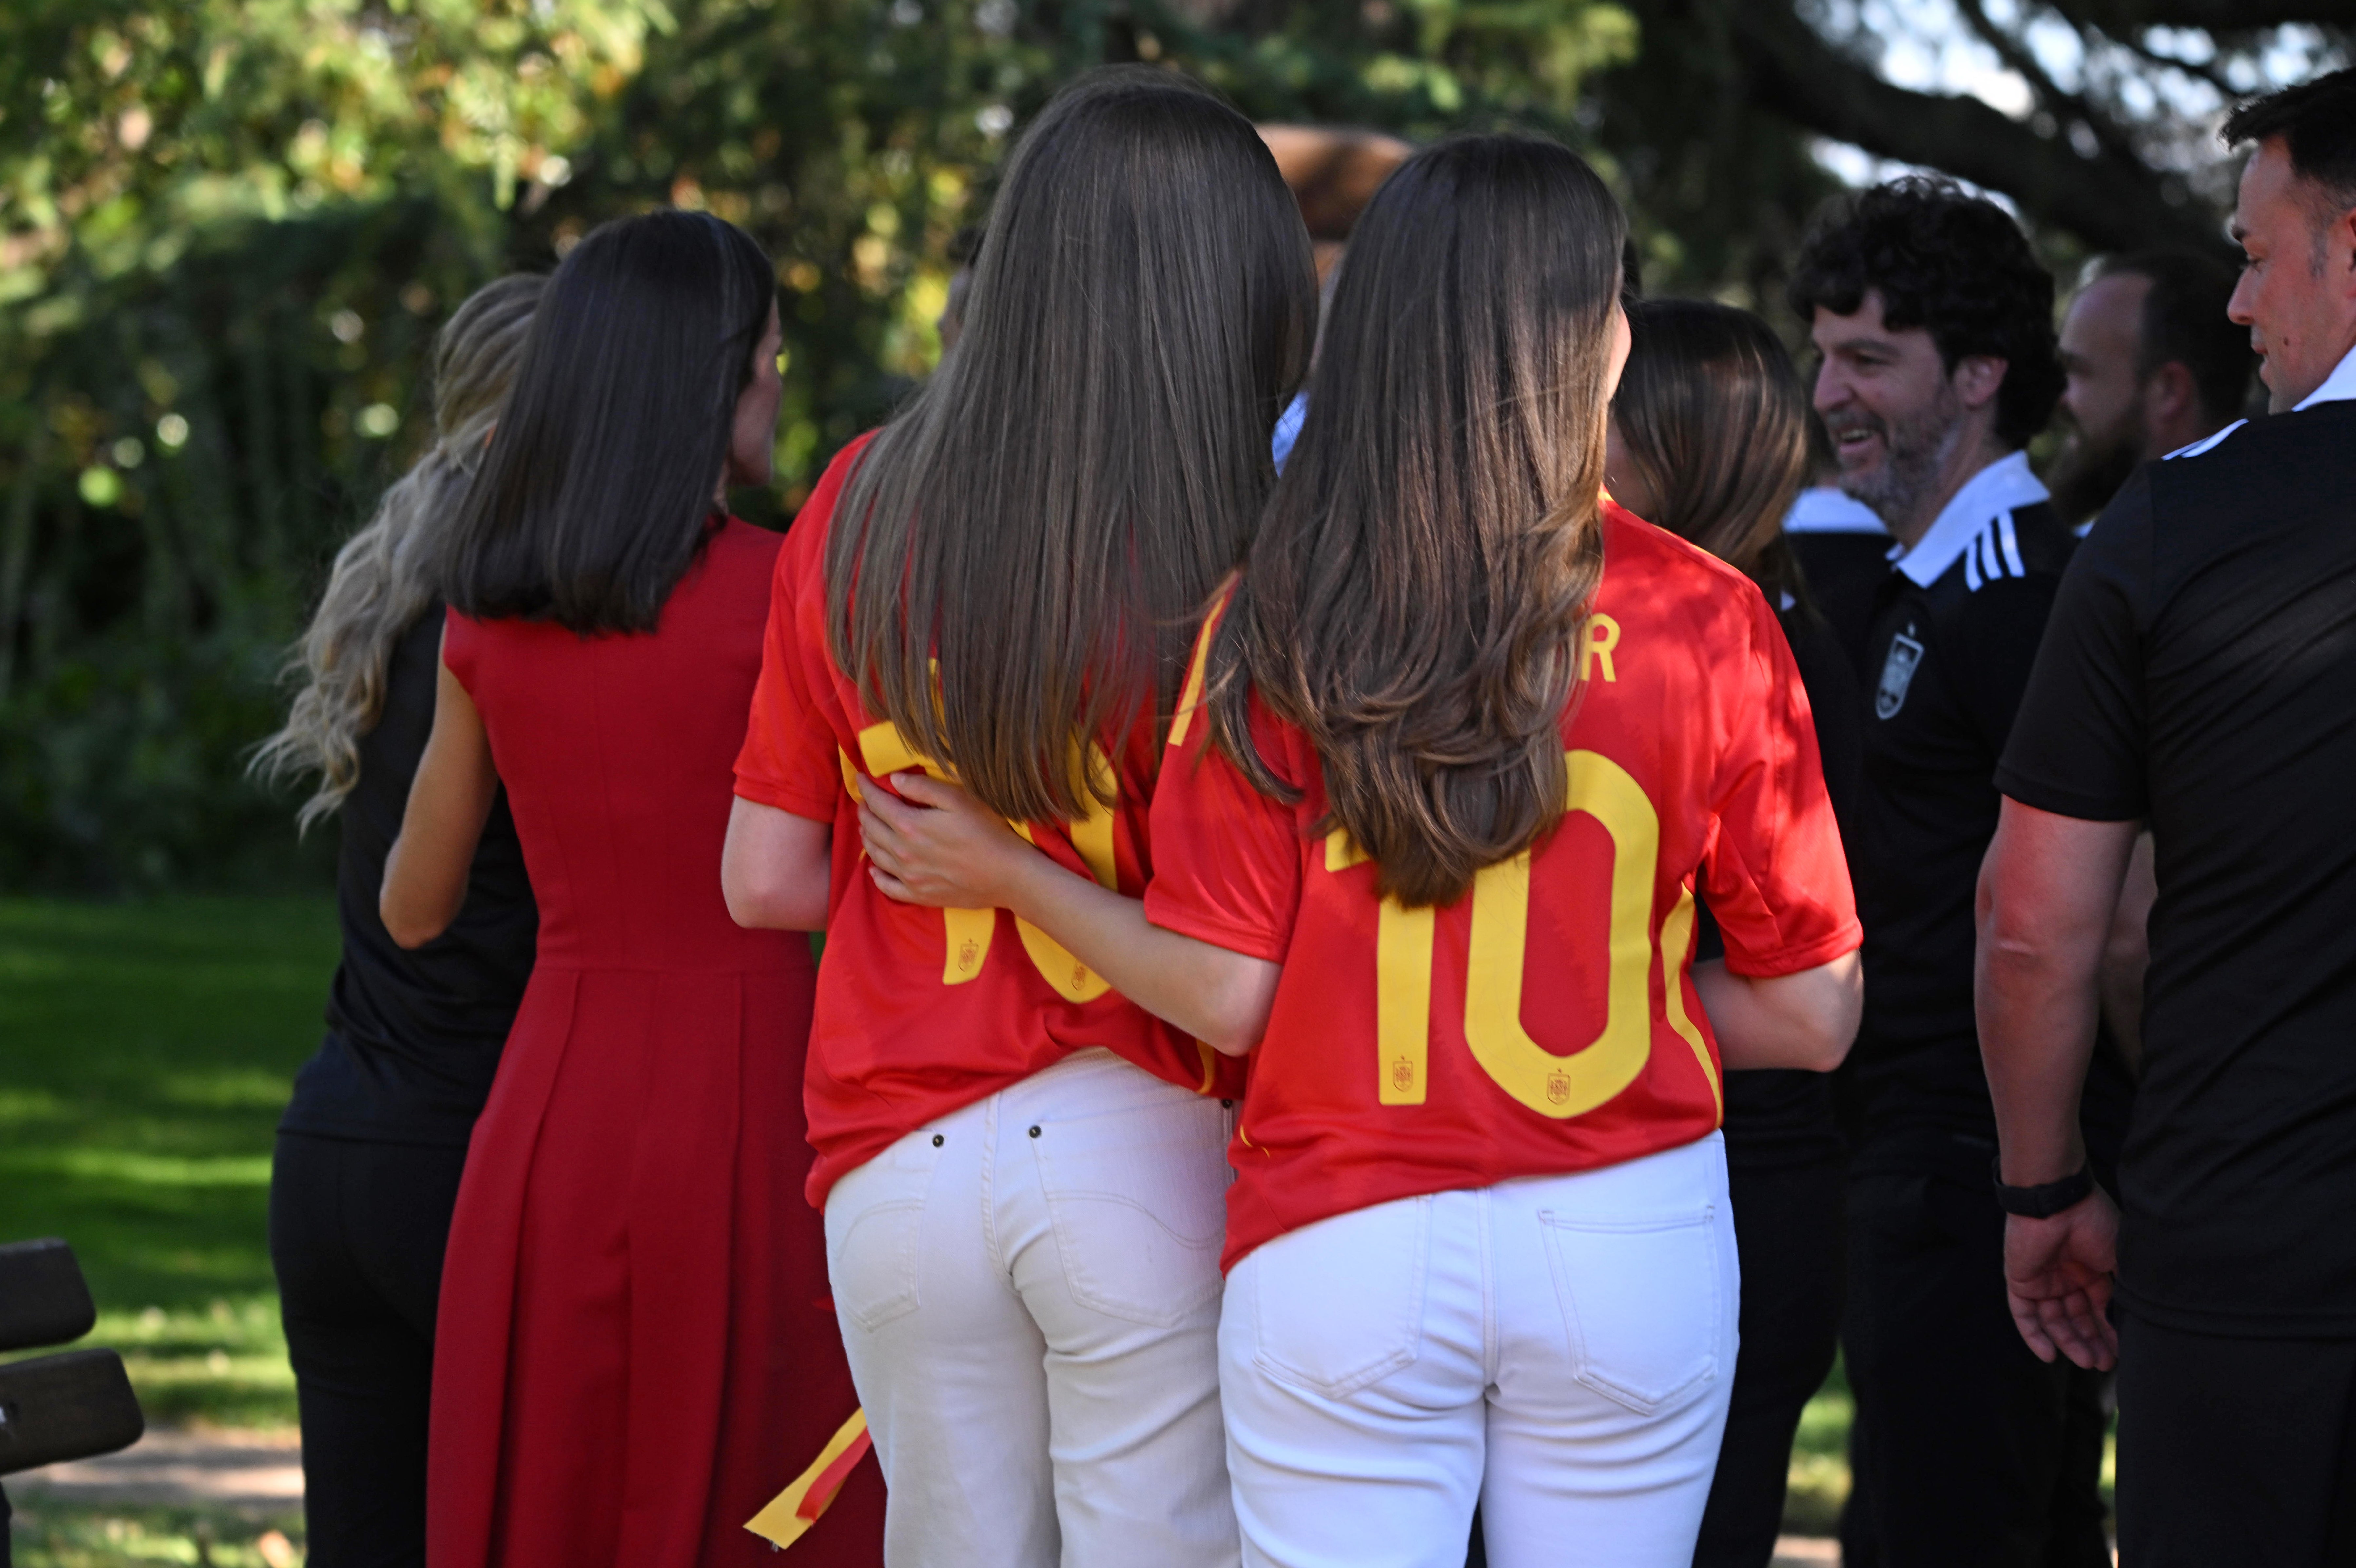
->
[1953,0,2142,170]
[2105,23,2243,98]
[1725,1,2225,254]
[2046,0,2356,29]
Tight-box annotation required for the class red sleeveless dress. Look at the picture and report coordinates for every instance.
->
[426,518,883,1568]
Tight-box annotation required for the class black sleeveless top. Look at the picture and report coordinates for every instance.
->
[278,605,537,1147]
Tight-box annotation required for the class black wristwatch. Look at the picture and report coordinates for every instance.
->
[1991,1158,2096,1219]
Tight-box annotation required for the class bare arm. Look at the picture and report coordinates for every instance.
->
[380,652,499,950]
[857,772,1278,1056]
[722,796,834,931]
[1976,796,2140,1371]
[2097,831,2156,1074]
[1694,951,1862,1072]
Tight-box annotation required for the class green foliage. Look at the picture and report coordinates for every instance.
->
[0,0,1703,889]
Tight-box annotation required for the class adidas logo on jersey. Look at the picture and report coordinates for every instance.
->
[1961,512,2029,593]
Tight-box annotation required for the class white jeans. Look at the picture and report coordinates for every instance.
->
[1218,1135,1738,1568]
[824,1047,1240,1568]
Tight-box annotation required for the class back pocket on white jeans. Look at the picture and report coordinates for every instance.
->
[1250,1195,1430,1400]
[823,1135,940,1332]
[1036,1095,1230,1328]
[1539,1207,1724,1416]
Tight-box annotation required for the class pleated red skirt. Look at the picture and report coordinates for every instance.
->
[426,963,883,1568]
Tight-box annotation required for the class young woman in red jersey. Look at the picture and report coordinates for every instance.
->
[721,68,1317,1567]
[858,134,1864,1568]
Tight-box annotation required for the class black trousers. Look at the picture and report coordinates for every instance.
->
[2115,1312,2356,1565]
[1839,1171,2111,1568]
[1692,1156,1846,1567]
[269,1132,470,1568]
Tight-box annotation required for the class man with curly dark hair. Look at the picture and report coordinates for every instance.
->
[1788,176,2130,1567]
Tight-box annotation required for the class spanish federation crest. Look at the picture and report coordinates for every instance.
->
[1876,630,1925,720]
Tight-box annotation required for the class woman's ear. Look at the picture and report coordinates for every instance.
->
[1604,303,1633,402]
[724,304,785,492]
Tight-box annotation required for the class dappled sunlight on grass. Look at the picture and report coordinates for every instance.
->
[0,897,337,1430]
[96,1298,297,1431]
[5,1502,305,1568]
[1784,1375,1854,1535]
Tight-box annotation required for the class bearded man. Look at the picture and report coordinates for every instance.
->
[1790,177,2132,1568]
[2047,249,2252,526]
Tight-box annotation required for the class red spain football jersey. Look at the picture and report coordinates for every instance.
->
[1145,503,1861,1270]
[734,436,1246,1208]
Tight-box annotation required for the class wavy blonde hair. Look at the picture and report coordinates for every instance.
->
[253,274,542,830]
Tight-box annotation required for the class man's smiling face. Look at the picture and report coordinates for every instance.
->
[1809,290,1967,529]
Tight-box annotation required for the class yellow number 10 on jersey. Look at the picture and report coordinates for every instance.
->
[1329,750,1718,1120]
[843,720,1120,1003]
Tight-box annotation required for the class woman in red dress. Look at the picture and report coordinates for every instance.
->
[380,210,882,1568]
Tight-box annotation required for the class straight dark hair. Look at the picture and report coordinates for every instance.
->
[1612,298,1811,608]
[444,210,775,633]
[2223,67,2356,218]
[826,67,1317,824]
[1209,132,1627,909]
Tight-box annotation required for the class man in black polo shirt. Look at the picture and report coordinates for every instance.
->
[1980,69,2356,1564]
[1790,178,2130,1566]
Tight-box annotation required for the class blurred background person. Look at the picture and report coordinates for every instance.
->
[1790,177,2129,1568]
[2048,249,2255,527]
[1258,123,1411,470]
[249,275,541,1568]
[1606,298,1860,1568]
[2048,249,2250,1065]
[1983,69,2356,1566]
[380,210,880,1568]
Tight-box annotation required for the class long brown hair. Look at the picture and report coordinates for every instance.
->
[826,67,1316,823]
[252,275,542,830]
[1611,298,1811,606]
[1210,133,1627,908]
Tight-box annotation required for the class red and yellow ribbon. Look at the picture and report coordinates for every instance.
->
[744,1408,873,1550]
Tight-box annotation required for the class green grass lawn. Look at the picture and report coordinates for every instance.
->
[5,1503,307,1568]
[0,896,339,1431]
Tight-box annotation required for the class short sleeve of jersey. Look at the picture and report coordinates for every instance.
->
[1141,613,1302,965]
[1700,586,1864,978]
[1995,476,2152,822]
[733,442,870,823]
